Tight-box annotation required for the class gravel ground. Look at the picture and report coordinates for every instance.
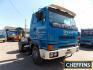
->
[0,42,93,70]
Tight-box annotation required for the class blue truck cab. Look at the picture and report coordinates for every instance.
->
[19,4,79,64]
[80,29,93,46]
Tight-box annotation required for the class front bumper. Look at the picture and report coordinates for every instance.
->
[39,46,79,60]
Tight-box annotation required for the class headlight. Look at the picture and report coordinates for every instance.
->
[49,52,54,58]
[49,52,58,58]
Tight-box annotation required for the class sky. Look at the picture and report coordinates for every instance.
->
[0,0,93,31]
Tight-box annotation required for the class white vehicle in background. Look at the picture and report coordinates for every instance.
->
[0,30,7,42]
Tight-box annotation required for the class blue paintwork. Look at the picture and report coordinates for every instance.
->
[30,7,78,50]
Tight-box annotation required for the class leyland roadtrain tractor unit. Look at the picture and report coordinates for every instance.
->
[18,4,79,64]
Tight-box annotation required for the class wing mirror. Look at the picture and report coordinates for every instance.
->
[36,12,44,21]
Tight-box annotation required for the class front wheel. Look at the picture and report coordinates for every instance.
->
[18,42,25,53]
[32,46,43,64]
[3,40,5,42]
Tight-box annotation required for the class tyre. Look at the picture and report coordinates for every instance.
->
[32,45,43,64]
[3,40,5,42]
[18,42,24,53]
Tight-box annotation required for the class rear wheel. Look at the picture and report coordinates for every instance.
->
[32,45,43,64]
[3,40,5,42]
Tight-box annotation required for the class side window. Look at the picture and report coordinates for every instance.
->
[36,12,44,21]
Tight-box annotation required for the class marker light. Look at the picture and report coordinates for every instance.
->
[47,44,54,51]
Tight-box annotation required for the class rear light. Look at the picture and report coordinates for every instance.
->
[19,36,21,39]
[47,44,54,51]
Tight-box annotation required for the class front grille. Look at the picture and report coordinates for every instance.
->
[59,36,75,40]
[59,45,75,49]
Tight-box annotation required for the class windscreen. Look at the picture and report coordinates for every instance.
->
[7,31,18,37]
[48,7,77,30]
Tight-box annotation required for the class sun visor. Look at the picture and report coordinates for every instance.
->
[48,4,76,17]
